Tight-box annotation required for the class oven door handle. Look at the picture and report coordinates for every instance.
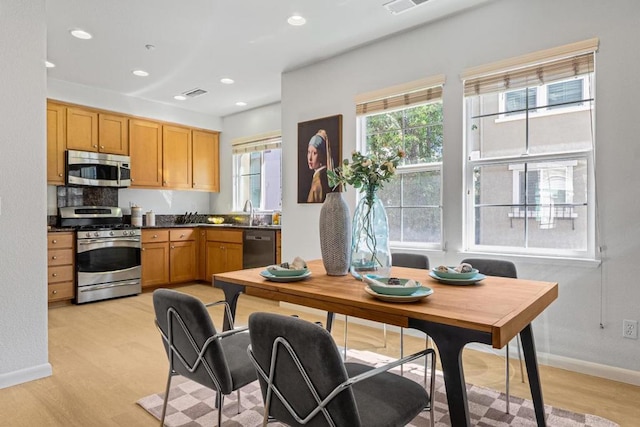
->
[77,238,141,252]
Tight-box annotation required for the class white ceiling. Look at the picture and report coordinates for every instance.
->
[46,0,491,118]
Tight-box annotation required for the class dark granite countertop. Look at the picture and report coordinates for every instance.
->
[141,224,281,231]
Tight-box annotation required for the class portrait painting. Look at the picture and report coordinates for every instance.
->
[297,114,342,204]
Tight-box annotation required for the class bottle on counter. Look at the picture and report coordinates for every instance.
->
[146,210,156,227]
[272,211,280,225]
[131,206,143,227]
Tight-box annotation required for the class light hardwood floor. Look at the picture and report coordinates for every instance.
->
[1,283,638,426]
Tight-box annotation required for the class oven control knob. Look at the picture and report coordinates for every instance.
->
[109,231,114,237]
[94,232,100,237]
[85,232,92,238]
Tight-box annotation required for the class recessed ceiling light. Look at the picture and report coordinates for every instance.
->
[70,29,92,40]
[287,14,306,26]
[45,61,55,68]
[132,69,149,77]
[173,95,186,101]
[235,101,247,107]
[220,78,235,85]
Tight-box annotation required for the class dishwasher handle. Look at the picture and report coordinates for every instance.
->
[245,235,272,241]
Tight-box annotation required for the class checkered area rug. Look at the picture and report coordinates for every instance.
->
[137,349,619,426]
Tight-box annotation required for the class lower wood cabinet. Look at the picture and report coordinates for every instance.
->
[142,228,197,288]
[169,229,196,283]
[276,230,281,264]
[141,229,169,288]
[47,232,75,303]
[205,229,243,279]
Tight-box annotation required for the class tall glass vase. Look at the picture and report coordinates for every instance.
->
[350,189,391,279]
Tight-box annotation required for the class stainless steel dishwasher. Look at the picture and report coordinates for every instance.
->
[243,229,276,268]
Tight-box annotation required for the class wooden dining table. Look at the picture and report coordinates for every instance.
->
[213,259,558,427]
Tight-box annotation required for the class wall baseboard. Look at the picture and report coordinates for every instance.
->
[0,363,52,390]
[281,302,640,387]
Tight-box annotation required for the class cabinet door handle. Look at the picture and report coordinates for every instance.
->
[170,245,175,249]
[153,234,158,238]
[100,145,104,149]
[142,247,146,251]
[58,173,63,177]
[93,144,98,148]
[52,290,58,295]
[180,234,185,238]
[52,273,58,277]
[52,256,57,260]
[52,240,57,244]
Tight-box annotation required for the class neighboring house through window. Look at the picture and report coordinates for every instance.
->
[356,77,444,249]
[463,39,598,258]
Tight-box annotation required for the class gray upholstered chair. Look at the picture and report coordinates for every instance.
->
[152,289,257,427]
[248,312,436,427]
[460,258,524,414]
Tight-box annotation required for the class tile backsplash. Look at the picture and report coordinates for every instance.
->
[56,186,118,208]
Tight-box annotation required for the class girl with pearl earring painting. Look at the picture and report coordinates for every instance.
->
[297,114,342,204]
[306,129,333,203]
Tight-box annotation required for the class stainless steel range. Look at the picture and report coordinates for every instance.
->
[59,206,141,304]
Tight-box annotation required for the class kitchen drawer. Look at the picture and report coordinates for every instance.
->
[48,265,74,283]
[48,282,75,302]
[48,248,74,266]
[206,229,243,244]
[48,233,74,249]
[142,229,169,243]
[170,228,195,241]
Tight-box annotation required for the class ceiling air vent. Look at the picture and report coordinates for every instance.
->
[183,88,208,98]
[383,0,429,15]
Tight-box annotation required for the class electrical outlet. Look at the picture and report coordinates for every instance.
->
[623,320,638,339]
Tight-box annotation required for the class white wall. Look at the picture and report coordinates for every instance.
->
[214,103,282,213]
[0,0,51,388]
[277,0,640,375]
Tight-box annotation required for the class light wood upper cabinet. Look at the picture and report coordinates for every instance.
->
[46,100,220,192]
[163,125,192,189]
[192,130,220,192]
[130,119,163,187]
[99,113,129,155]
[66,107,99,152]
[47,103,66,184]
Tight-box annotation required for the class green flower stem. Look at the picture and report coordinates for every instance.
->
[358,187,381,268]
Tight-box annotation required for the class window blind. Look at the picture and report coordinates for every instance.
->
[462,38,598,96]
[231,131,281,154]
[355,74,445,116]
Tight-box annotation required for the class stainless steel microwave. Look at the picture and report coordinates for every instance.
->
[66,150,131,188]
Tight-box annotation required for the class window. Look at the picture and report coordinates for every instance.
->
[232,135,282,211]
[356,77,444,249]
[463,40,597,258]
[505,87,537,115]
[501,77,589,117]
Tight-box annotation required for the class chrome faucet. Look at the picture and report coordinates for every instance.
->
[243,199,254,226]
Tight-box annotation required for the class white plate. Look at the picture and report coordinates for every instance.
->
[428,271,485,285]
[260,270,312,282]
[364,285,433,303]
